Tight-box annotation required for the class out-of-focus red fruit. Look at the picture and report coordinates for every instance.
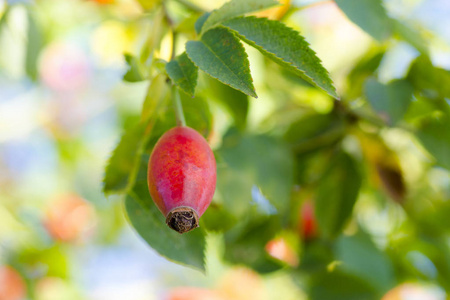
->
[167,287,226,300]
[0,266,26,300]
[44,194,96,243]
[265,237,299,267]
[299,200,318,240]
[147,126,216,234]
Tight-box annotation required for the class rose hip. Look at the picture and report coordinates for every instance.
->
[147,126,216,234]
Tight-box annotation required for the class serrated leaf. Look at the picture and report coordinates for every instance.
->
[222,16,338,99]
[315,152,362,239]
[125,155,206,271]
[201,0,278,34]
[364,78,413,125]
[103,124,146,195]
[123,53,146,82]
[186,27,256,97]
[417,115,450,170]
[195,12,211,34]
[335,0,392,42]
[166,52,198,97]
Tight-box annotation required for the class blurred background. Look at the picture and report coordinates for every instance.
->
[0,0,449,299]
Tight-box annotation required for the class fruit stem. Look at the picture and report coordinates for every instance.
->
[173,87,186,127]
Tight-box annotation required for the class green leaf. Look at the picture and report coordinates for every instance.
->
[364,78,413,125]
[335,232,395,293]
[26,11,43,81]
[284,113,345,154]
[141,74,170,123]
[180,92,213,138]
[204,76,248,130]
[223,216,283,273]
[315,152,362,239]
[200,0,278,34]
[103,124,146,195]
[104,74,171,195]
[123,53,146,82]
[392,19,429,56]
[186,27,256,97]
[222,16,338,99]
[309,271,379,300]
[166,52,198,97]
[217,129,294,220]
[140,9,164,66]
[408,55,450,100]
[417,115,450,170]
[195,12,211,34]
[347,48,385,99]
[335,0,392,41]
[125,155,206,271]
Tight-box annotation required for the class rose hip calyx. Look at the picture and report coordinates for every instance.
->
[166,206,199,234]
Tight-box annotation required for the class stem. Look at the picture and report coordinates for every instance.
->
[171,31,177,60]
[173,86,186,127]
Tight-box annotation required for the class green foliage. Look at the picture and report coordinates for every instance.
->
[97,0,450,296]
[392,20,429,55]
[4,0,450,297]
[417,115,450,170]
[309,271,379,300]
[222,16,338,98]
[364,78,413,125]
[123,53,146,82]
[186,27,256,97]
[203,76,249,130]
[217,130,294,220]
[335,0,392,41]
[200,0,278,34]
[408,55,450,100]
[126,156,206,271]
[166,52,198,97]
[103,124,146,195]
[315,151,362,239]
[335,232,395,293]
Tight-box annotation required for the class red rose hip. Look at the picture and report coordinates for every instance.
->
[147,126,216,234]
